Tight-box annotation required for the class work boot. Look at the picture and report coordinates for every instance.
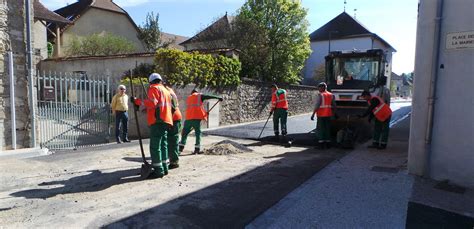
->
[193,148,202,155]
[179,145,184,153]
[116,137,122,144]
[122,138,131,143]
[169,162,179,169]
[147,172,164,179]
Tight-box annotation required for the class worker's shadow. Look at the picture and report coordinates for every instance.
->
[122,156,151,163]
[10,168,142,199]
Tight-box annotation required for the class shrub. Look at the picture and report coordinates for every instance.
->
[154,49,241,88]
[67,32,136,57]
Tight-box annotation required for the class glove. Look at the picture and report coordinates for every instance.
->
[134,104,140,111]
[311,114,315,121]
[218,98,224,102]
[270,110,274,115]
[130,97,136,103]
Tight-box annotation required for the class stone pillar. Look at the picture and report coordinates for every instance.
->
[54,26,61,57]
[0,0,34,150]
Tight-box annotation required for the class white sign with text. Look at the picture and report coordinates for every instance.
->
[446,31,474,50]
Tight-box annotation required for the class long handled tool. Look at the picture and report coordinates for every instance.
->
[208,100,220,113]
[258,112,273,139]
[129,71,153,179]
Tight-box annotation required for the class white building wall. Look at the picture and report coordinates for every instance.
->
[39,54,154,81]
[302,37,385,85]
[409,0,474,188]
[33,21,48,59]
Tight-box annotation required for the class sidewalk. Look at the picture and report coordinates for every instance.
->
[247,116,474,228]
[248,116,413,228]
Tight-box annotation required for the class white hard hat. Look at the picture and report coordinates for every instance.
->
[148,73,162,83]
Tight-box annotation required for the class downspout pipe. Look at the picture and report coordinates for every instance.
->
[423,0,444,177]
[8,51,16,150]
[25,0,37,147]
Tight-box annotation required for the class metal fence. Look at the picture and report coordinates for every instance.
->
[36,71,112,150]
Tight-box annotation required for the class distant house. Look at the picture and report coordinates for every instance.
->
[46,0,187,57]
[180,14,239,59]
[161,32,189,51]
[302,12,396,85]
[47,0,147,57]
[33,0,71,59]
[391,72,412,98]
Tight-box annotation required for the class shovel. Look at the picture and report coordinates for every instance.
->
[128,71,153,179]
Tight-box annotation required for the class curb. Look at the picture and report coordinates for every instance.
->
[0,147,51,160]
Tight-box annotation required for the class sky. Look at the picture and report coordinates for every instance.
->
[42,0,418,74]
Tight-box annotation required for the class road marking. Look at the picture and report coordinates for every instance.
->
[390,111,411,128]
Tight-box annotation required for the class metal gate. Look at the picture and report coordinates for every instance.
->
[36,71,112,150]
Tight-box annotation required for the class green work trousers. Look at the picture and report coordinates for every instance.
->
[317,117,331,143]
[373,116,391,146]
[168,120,181,164]
[179,119,202,149]
[150,122,169,176]
[273,108,288,135]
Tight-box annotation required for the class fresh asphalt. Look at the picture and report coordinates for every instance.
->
[204,101,412,146]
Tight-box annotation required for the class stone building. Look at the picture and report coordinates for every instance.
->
[47,0,146,57]
[0,0,70,151]
[0,0,34,150]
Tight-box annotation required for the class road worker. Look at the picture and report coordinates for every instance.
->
[179,89,223,155]
[131,73,173,178]
[358,90,392,149]
[164,84,182,169]
[311,82,337,149]
[270,84,288,140]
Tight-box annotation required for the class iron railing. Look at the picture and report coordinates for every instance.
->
[36,71,112,150]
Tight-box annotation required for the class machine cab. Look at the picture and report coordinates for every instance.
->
[325,49,387,107]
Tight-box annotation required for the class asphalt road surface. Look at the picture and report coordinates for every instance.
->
[205,101,412,146]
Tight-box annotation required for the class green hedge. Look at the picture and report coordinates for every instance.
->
[154,49,241,88]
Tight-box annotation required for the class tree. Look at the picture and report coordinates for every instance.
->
[67,33,136,57]
[231,0,311,84]
[137,12,173,52]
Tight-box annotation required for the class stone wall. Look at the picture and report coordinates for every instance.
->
[217,79,317,125]
[0,0,33,150]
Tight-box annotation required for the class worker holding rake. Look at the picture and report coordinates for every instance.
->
[179,89,223,155]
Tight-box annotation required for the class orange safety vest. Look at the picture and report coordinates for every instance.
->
[142,84,173,126]
[167,87,182,122]
[185,93,207,121]
[271,89,288,110]
[369,96,392,122]
[316,91,334,117]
